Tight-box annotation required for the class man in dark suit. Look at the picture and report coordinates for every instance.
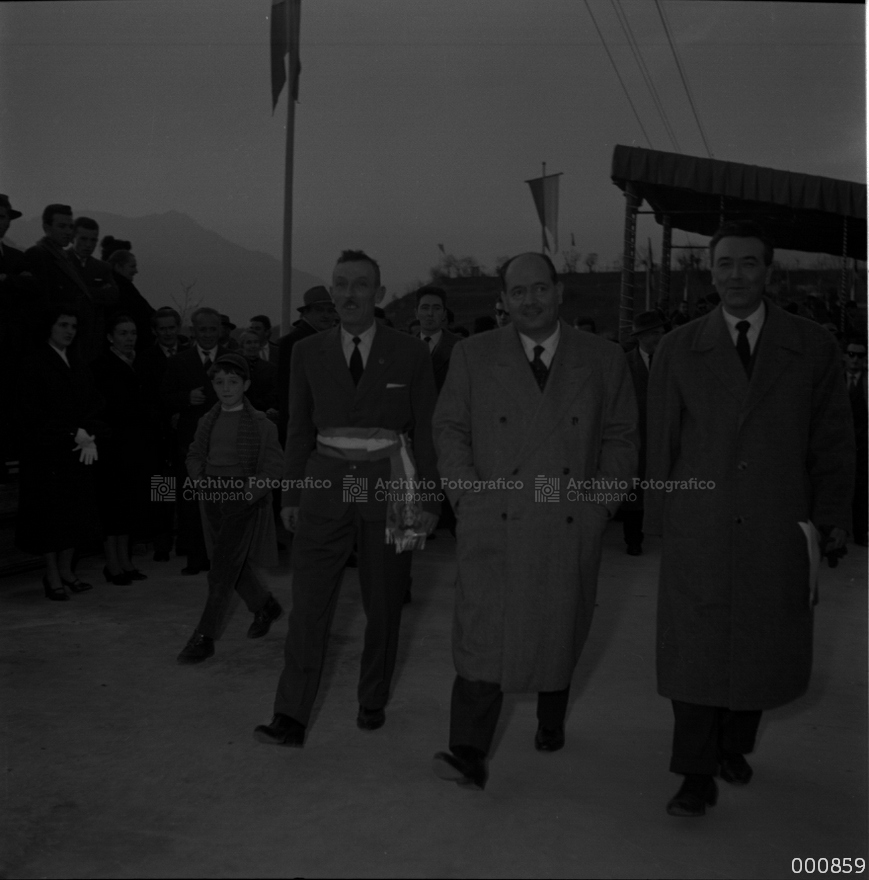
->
[844,338,868,546]
[431,252,638,790]
[415,286,460,394]
[275,285,336,445]
[159,307,226,574]
[250,314,280,364]
[620,310,667,556]
[254,250,440,747]
[646,221,854,818]
[21,204,92,337]
[65,217,119,362]
[140,307,190,560]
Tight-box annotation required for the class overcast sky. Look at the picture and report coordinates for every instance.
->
[1,0,864,307]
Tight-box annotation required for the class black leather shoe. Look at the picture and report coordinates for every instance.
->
[153,551,170,562]
[432,749,488,791]
[122,568,148,581]
[180,563,210,576]
[719,753,753,785]
[104,566,132,585]
[43,575,70,602]
[176,630,215,664]
[626,544,643,556]
[254,713,305,747]
[356,706,385,731]
[534,724,565,752]
[61,576,93,593]
[247,596,283,639]
[666,774,718,817]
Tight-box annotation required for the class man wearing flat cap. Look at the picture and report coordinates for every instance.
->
[620,310,668,556]
[276,285,336,444]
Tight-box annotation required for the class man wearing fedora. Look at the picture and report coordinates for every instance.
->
[219,315,240,351]
[276,285,337,445]
[621,310,668,556]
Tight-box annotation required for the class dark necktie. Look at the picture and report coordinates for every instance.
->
[349,337,364,385]
[735,321,751,375]
[202,353,212,368]
[530,345,549,391]
[423,336,432,349]
[647,350,653,371]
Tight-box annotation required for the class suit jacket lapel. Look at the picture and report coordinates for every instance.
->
[319,327,357,398]
[356,326,395,400]
[48,243,89,295]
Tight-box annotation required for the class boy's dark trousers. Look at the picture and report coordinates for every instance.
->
[196,497,271,639]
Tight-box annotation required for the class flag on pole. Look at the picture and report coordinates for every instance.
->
[525,172,562,252]
[271,0,301,111]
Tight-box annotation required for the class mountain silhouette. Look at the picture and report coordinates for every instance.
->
[7,210,324,333]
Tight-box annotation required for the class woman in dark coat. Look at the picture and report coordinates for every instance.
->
[105,249,155,355]
[91,313,152,584]
[16,305,105,600]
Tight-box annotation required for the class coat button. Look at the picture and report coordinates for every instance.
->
[735,516,743,524]
[512,468,519,475]
[499,416,507,423]
[737,461,748,470]
[501,513,507,520]
[566,516,573,524]
[563,467,570,475]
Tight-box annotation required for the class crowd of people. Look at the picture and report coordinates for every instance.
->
[0,195,864,818]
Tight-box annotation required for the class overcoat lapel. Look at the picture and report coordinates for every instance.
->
[738,302,804,428]
[694,307,749,403]
[496,324,593,467]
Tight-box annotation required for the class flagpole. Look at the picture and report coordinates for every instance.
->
[280,4,297,338]
[541,162,547,252]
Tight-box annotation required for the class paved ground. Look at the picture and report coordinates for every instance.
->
[1,524,866,879]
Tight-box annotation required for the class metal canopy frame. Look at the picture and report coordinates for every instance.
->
[610,145,867,341]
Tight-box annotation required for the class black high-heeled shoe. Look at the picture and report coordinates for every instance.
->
[43,575,70,602]
[103,566,132,586]
[61,576,93,593]
[122,569,147,581]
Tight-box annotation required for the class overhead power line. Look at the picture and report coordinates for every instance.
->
[583,0,653,150]
[611,0,682,153]
[654,0,714,158]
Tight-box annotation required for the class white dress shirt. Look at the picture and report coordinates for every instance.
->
[722,301,766,355]
[341,323,377,368]
[518,323,561,368]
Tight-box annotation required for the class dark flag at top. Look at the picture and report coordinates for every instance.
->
[271,0,301,111]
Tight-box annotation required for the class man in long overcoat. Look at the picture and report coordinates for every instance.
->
[645,221,855,818]
[431,252,638,789]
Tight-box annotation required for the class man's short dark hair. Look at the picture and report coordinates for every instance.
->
[415,286,446,307]
[336,249,381,289]
[498,252,558,292]
[191,307,220,325]
[73,216,99,233]
[250,314,271,332]
[709,220,774,266]
[151,306,181,328]
[42,204,72,226]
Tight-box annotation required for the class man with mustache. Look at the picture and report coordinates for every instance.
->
[645,220,855,817]
[254,249,440,746]
[431,251,638,789]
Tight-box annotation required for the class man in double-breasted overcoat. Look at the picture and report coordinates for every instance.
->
[431,252,638,789]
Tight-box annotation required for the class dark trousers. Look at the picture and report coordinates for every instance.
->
[196,499,270,639]
[448,675,570,756]
[622,509,644,548]
[177,460,208,567]
[670,700,762,776]
[274,508,412,726]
